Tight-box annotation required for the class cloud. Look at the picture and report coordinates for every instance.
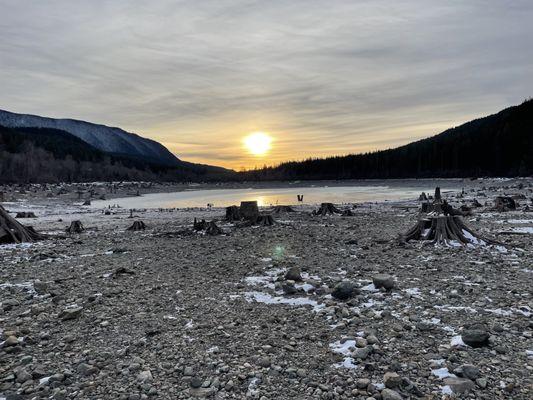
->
[1,0,532,168]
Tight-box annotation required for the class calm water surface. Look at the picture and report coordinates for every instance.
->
[91,181,465,209]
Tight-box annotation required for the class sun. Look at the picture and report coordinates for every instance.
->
[244,132,272,156]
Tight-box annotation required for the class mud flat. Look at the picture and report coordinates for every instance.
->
[0,178,532,399]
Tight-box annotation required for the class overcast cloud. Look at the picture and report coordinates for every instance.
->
[1,0,532,169]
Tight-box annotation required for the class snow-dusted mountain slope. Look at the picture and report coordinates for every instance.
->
[0,109,179,166]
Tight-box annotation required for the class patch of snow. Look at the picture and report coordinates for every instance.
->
[329,340,356,356]
[450,335,466,347]
[484,308,513,316]
[334,357,358,369]
[441,385,453,395]
[403,287,423,298]
[432,367,456,379]
[361,283,379,292]
[244,291,324,311]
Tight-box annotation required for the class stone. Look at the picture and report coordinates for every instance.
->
[284,266,302,281]
[4,336,19,347]
[16,368,32,383]
[352,346,373,360]
[77,363,98,376]
[443,377,476,394]
[59,307,83,321]
[183,366,194,376]
[356,378,370,389]
[137,370,153,383]
[476,378,488,388]
[33,280,49,294]
[461,328,489,348]
[372,274,395,290]
[190,377,203,388]
[332,281,359,300]
[384,372,401,389]
[257,357,271,368]
[381,388,403,400]
[454,364,480,380]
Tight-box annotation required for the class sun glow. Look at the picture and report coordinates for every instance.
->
[244,132,272,156]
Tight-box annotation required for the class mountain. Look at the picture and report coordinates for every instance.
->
[241,99,533,180]
[0,109,179,166]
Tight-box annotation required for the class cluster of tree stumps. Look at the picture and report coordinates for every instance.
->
[403,187,500,246]
[193,218,223,235]
[225,201,276,226]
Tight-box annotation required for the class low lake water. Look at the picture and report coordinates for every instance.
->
[91,180,468,209]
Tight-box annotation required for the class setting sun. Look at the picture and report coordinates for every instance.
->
[244,132,272,156]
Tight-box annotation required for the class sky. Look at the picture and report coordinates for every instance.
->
[1,1,532,170]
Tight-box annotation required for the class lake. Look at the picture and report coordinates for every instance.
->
[90,180,469,209]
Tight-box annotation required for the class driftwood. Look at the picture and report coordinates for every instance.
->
[0,205,44,244]
[66,220,85,234]
[16,212,37,218]
[240,201,259,222]
[314,203,341,216]
[127,220,146,231]
[271,205,295,213]
[225,205,241,221]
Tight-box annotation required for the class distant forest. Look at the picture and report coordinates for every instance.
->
[1,100,532,183]
[0,126,233,183]
[241,99,533,181]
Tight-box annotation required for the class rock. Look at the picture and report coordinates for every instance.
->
[282,281,297,295]
[461,328,489,348]
[381,388,403,400]
[4,335,19,347]
[332,281,359,300]
[384,372,401,389]
[257,357,271,368]
[190,376,203,388]
[137,370,153,383]
[443,377,476,394]
[77,363,98,376]
[284,266,302,281]
[16,368,32,383]
[352,346,373,360]
[33,280,48,294]
[454,364,480,380]
[372,274,395,290]
[59,307,83,321]
[183,366,194,376]
[356,378,370,389]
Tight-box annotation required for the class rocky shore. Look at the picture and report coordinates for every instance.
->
[1,179,532,399]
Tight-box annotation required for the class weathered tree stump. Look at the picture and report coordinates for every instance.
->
[225,205,242,221]
[341,209,355,216]
[193,218,207,231]
[420,187,463,216]
[0,205,44,244]
[127,220,146,231]
[16,212,37,218]
[472,199,482,208]
[82,200,91,206]
[205,221,223,235]
[494,196,516,211]
[403,215,498,246]
[271,205,295,213]
[313,203,341,216]
[419,192,428,201]
[66,220,85,234]
[240,201,259,222]
[255,214,275,226]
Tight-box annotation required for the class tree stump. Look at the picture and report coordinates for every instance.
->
[341,209,354,216]
[83,200,91,206]
[403,215,498,246]
[16,212,37,218]
[0,205,44,244]
[313,203,341,216]
[419,192,428,201]
[225,205,242,221]
[205,221,223,235]
[271,205,295,213]
[193,218,207,231]
[494,196,516,211]
[256,214,275,226]
[66,220,85,234]
[240,201,259,222]
[127,220,146,231]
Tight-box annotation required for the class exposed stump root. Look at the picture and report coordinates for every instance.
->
[0,205,44,244]
[271,205,295,213]
[403,215,500,246]
[127,220,146,231]
[255,215,275,226]
[66,220,85,234]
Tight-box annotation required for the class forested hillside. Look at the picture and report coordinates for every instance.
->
[241,99,533,180]
[0,125,233,183]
